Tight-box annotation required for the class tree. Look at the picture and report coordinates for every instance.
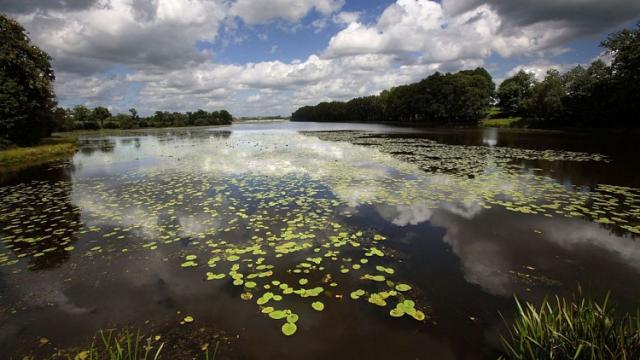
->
[602,23,640,85]
[496,70,535,116]
[0,13,56,145]
[601,23,640,126]
[523,69,565,121]
[53,107,74,131]
[92,106,111,128]
[112,114,135,129]
[219,110,233,124]
[72,105,98,129]
[129,108,139,121]
[291,67,494,124]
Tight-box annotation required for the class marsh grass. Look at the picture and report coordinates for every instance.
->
[53,327,226,360]
[0,136,76,171]
[500,291,640,359]
[67,329,164,360]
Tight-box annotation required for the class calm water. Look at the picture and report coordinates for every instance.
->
[1,122,639,359]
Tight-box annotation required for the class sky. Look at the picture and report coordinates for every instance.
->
[1,0,639,117]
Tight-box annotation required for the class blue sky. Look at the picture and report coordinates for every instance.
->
[2,0,639,116]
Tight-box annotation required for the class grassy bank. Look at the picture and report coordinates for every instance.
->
[480,107,523,128]
[0,136,77,173]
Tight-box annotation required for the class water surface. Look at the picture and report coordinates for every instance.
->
[1,122,639,359]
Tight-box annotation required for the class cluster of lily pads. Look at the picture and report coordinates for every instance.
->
[0,170,428,336]
[2,129,639,338]
[306,131,640,236]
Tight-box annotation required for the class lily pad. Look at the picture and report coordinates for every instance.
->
[281,322,297,336]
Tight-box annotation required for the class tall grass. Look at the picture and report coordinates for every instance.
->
[67,329,163,360]
[501,291,640,359]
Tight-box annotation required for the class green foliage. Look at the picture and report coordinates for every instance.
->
[112,113,136,129]
[291,67,495,124]
[497,70,535,116]
[501,291,640,360]
[523,69,565,121]
[0,12,56,145]
[497,23,640,128]
[66,328,164,360]
[72,105,98,130]
[129,108,139,121]
[92,106,112,128]
[53,107,74,131]
[480,117,522,128]
[599,23,640,127]
[53,107,234,131]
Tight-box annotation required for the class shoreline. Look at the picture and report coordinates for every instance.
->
[290,119,640,134]
[0,136,78,174]
[0,124,231,174]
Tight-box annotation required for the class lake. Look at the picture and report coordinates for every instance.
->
[1,121,639,359]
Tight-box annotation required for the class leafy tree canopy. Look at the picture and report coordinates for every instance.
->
[0,12,56,145]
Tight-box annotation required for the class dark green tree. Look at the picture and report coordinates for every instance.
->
[496,70,535,116]
[92,106,111,128]
[0,13,56,145]
[601,23,640,126]
[72,105,97,129]
[128,108,139,121]
[52,106,74,131]
[219,110,233,124]
[523,69,565,121]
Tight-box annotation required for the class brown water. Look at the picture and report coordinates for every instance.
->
[1,122,639,359]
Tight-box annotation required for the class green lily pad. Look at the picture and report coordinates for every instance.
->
[269,310,288,320]
[312,301,324,311]
[281,322,297,336]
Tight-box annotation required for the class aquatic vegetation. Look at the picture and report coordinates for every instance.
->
[500,292,640,360]
[1,129,638,342]
[307,131,640,235]
[350,289,366,300]
[83,328,164,360]
[29,326,231,360]
[389,300,426,321]
[312,301,325,311]
[281,322,297,336]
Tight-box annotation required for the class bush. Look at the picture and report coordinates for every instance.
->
[103,121,119,129]
[501,291,640,359]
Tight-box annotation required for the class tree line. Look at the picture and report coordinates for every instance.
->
[292,24,639,128]
[53,106,232,132]
[1,12,232,147]
[497,24,639,127]
[291,67,495,124]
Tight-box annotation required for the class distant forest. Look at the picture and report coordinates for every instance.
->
[292,24,639,128]
[292,67,494,124]
[54,106,233,132]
